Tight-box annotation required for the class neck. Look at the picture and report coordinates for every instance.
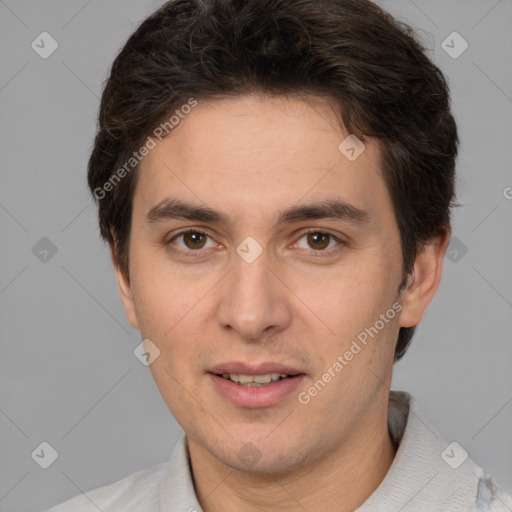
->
[188,396,397,512]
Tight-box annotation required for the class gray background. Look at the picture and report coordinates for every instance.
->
[0,0,511,510]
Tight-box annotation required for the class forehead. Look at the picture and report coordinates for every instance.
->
[133,93,390,226]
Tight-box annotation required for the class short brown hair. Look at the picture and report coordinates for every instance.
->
[88,0,459,361]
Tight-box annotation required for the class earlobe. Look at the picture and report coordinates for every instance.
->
[110,245,140,330]
[398,229,451,328]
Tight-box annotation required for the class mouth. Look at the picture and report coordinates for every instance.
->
[207,362,307,408]
[212,372,297,386]
[208,361,305,378]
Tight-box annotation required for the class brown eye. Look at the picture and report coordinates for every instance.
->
[306,232,330,250]
[169,230,215,252]
[182,231,207,249]
[294,230,343,254]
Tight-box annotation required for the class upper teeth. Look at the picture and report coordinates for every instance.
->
[222,373,289,383]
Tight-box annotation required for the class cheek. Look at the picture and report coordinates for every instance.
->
[147,357,205,435]
[130,274,214,380]
[293,259,401,377]
[300,257,399,328]
[128,247,201,334]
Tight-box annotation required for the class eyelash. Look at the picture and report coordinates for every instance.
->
[166,228,345,258]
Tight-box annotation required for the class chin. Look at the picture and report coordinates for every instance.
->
[212,430,309,474]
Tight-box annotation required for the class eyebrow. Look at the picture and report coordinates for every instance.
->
[145,198,370,227]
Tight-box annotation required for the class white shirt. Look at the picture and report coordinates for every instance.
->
[45,390,512,511]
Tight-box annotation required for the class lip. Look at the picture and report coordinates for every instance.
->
[208,361,304,376]
[208,373,306,408]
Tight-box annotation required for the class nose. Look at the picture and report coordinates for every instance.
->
[216,250,292,342]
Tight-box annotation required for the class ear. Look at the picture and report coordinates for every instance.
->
[110,245,140,330]
[398,228,451,328]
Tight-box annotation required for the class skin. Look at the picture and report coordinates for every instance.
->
[112,93,450,512]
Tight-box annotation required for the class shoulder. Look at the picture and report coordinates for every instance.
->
[363,391,512,512]
[476,472,512,512]
[44,461,167,512]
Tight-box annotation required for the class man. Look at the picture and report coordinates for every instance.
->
[47,0,511,510]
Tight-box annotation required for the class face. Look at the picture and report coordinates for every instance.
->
[114,93,446,474]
